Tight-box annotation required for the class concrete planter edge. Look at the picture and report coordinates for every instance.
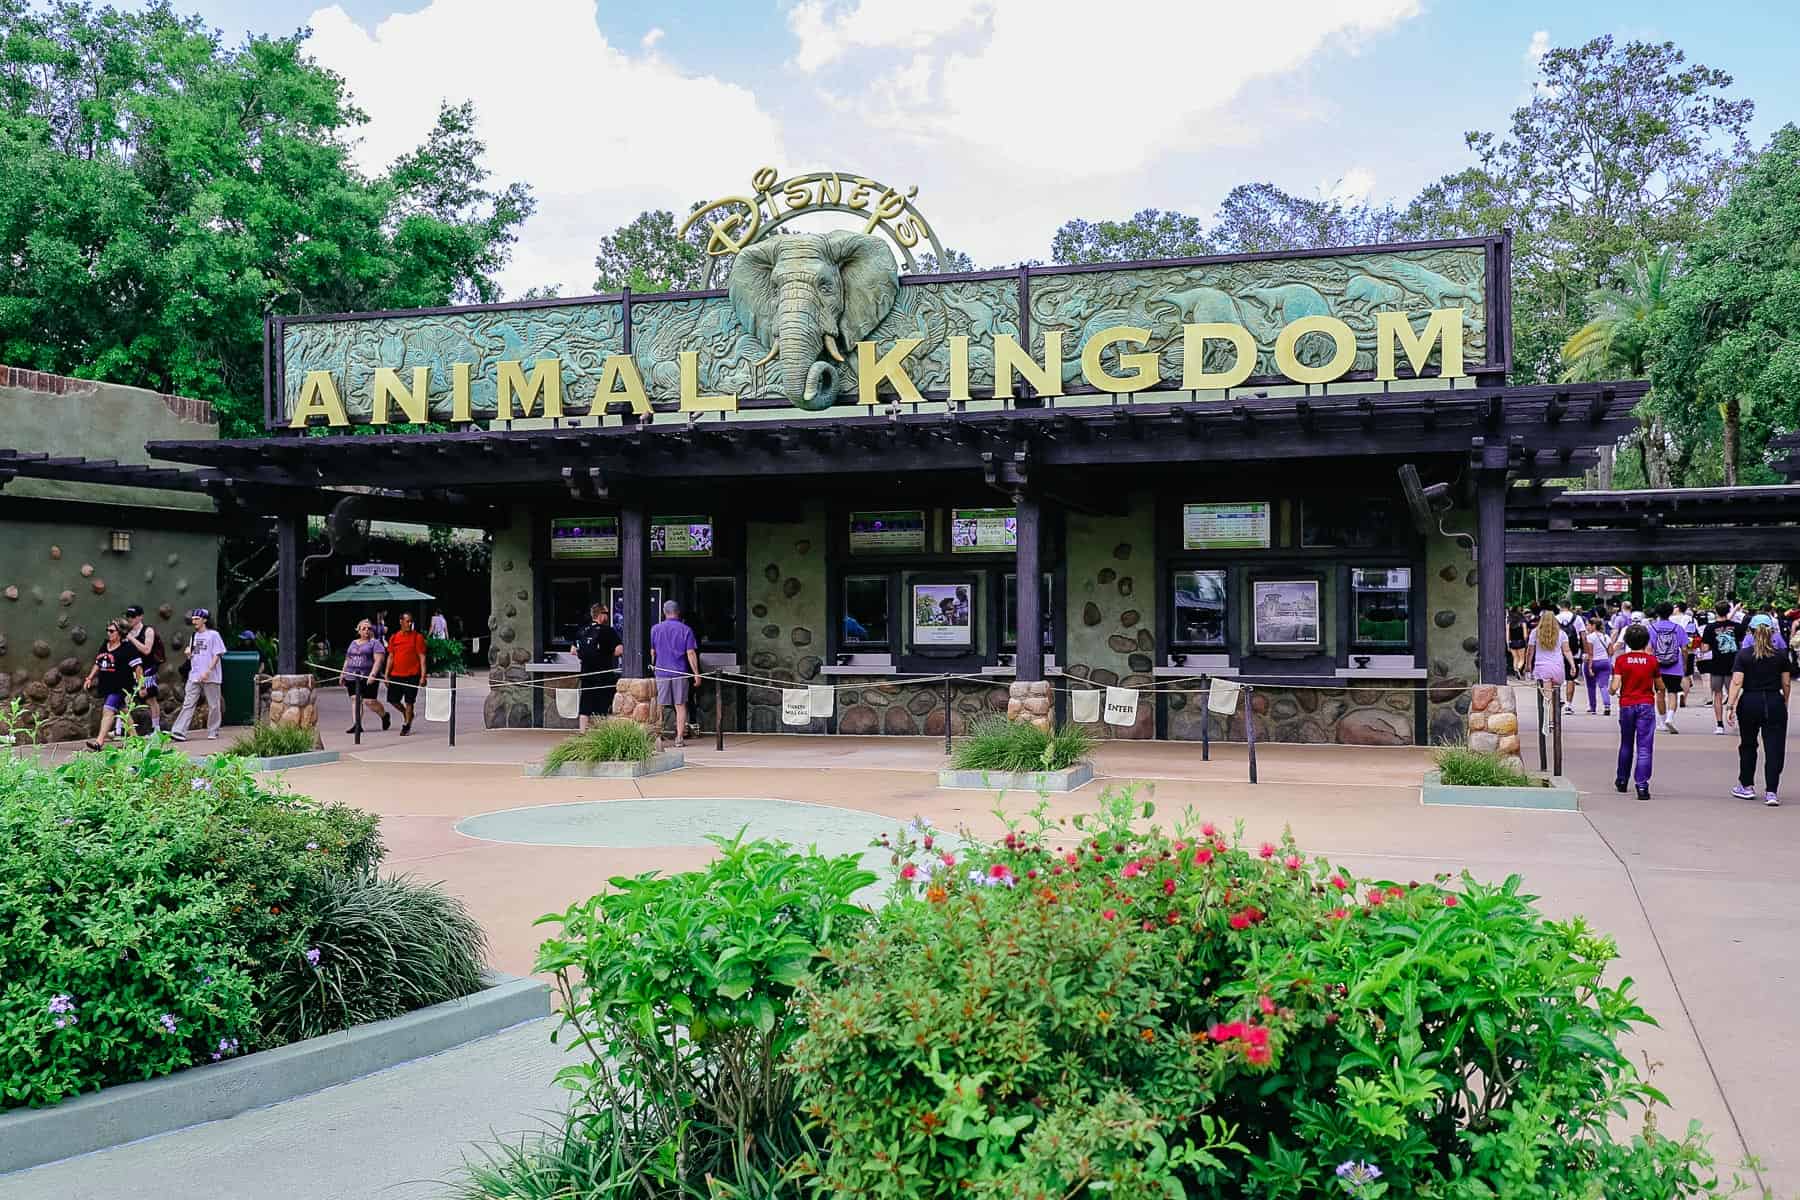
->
[937,761,1096,793]
[0,973,551,1176]
[235,749,340,772]
[1420,769,1580,811]
[523,750,685,778]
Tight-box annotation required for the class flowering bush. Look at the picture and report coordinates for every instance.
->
[0,737,405,1108]
[788,788,1743,1198]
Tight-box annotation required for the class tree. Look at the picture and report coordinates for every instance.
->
[1050,208,1214,264]
[1399,35,1753,384]
[1649,124,1800,487]
[910,247,976,273]
[592,208,707,293]
[1208,182,1399,254]
[0,2,533,436]
[1560,249,1676,381]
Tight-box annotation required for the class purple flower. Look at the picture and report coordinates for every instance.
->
[53,1018,66,1029]
[191,778,212,792]
[159,1013,179,1034]
[47,994,76,1016]
[305,842,319,851]
[1336,1161,1382,1193]
[305,948,321,967]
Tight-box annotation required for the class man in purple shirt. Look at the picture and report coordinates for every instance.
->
[650,600,702,747]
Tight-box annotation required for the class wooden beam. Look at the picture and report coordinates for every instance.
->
[1507,526,1800,564]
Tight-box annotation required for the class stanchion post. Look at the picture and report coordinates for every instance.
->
[1552,695,1563,777]
[1200,673,1211,762]
[1245,683,1257,784]
[714,675,724,752]
[943,677,952,755]
[1536,688,1547,771]
[448,671,457,748]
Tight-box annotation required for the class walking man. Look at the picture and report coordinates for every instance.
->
[575,602,624,732]
[169,609,226,741]
[1702,608,1745,734]
[122,603,163,733]
[1646,602,1686,734]
[649,599,702,748]
[1610,624,1663,801]
[385,611,428,735]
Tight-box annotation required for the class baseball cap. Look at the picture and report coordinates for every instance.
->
[190,607,210,620]
[124,604,144,618]
[1748,613,1775,630]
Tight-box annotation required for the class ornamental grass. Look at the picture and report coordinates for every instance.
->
[950,714,1094,773]
[542,720,656,770]
[225,721,319,759]
[1434,741,1536,787]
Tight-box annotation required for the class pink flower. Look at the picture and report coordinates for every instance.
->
[1163,877,1177,896]
[941,852,956,868]
[1193,848,1213,866]
[1026,868,1038,880]
[988,863,1015,885]
[1244,1043,1272,1066]
[1245,1024,1270,1049]
[1228,912,1251,931]
[899,863,918,881]
[1102,908,1118,921]
[1444,895,1459,907]
[1329,907,1349,920]
[1258,994,1276,1015]
[1283,854,1302,870]
[1065,851,1079,865]
[1259,843,1276,860]
[1366,889,1385,907]
[1201,822,1217,838]
[1172,840,1186,852]
[1330,874,1349,891]
[1122,861,1142,879]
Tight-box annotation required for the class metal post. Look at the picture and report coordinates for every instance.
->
[448,671,457,748]
[1244,683,1257,784]
[714,676,724,752]
[943,676,953,755]
[1536,687,1547,771]
[1552,694,1563,777]
[1200,674,1211,762]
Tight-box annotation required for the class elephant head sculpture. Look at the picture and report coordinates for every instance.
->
[728,231,900,411]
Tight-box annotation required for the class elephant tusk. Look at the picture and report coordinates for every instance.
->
[754,339,780,369]
[823,333,846,363]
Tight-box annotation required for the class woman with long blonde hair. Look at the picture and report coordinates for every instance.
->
[1526,608,1575,723]
[1726,614,1790,806]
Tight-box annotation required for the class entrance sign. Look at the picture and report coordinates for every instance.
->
[1103,686,1139,727]
[350,562,399,578]
[912,583,972,646]
[651,517,712,557]
[1183,502,1271,550]
[1253,580,1321,647]
[849,510,926,553]
[951,507,1017,553]
[550,516,619,559]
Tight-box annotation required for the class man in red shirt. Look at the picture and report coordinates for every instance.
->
[385,611,429,735]
[1610,624,1664,800]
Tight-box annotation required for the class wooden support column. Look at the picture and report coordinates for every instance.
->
[620,502,649,678]
[1630,564,1646,607]
[1475,470,1507,685]
[1014,492,1043,682]
[276,511,303,674]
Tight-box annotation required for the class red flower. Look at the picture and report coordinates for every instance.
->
[1102,908,1118,921]
[922,835,934,850]
[1193,848,1213,866]
[1283,854,1302,870]
[899,863,918,881]
[1201,822,1217,838]
[1163,878,1177,896]
[1244,1044,1272,1066]
[1209,1021,1244,1042]
[1258,994,1276,1015]
[1330,874,1349,891]
[1365,889,1385,907]
[1386,885,1405,899]
[1259,842,1276,859]
[1329,907,1349,920]
[1172,840,1186,852]
[1026,868,1038,880]
[1245,1025,1270,1049]
[1444,895,1459,907]
[1122,861,1142,879]
[1065,851,1079,865]
[1142,920,1155,932]
[1050,866,1063,876]
[988,863,1014,884]
[941,852,957,868]
[1228,911,1251,930]
[1166,909,1181,924]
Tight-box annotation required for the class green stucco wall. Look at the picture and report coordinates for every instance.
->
[1423,505,1481,744]
[484,505,536,728]
[1062,496,1157,739]
[744,505,828,732]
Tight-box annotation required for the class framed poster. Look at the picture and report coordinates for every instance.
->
[849,510,926,553]
[1183,502,1271,550]
[911,582,973,646]
[550,516,619,559]
[651,515,712,557]
[1252,579,1321,647]
[950,507,1016,553]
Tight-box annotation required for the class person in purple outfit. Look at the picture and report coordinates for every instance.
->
[649,599,702,748]
[1645,602,1687,734]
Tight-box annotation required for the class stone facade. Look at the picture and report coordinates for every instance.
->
[1464,683,1524,773]
[834,678,1010,736]
[611,677,663,745]
[1007,680,1051,732]
[1423,505,1481,746]
[264,674,320,745]
[484,506,536,729]
[743,504,827,732]
[1166,682,1418,745]
[1061,497,1156,739]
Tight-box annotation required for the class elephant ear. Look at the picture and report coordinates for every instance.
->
[728,238,784,345]
[822,231,900,345]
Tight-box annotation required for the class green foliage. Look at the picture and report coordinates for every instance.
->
[426,635,468,676]
[1560,248,1676,381]
[1434,743,1535,788]
[592,208,707,293]
[0,737,381,1107]
[950,715,1093,773]
[446,1111,647,1200]
[530,834,875,1198]
[1050,184,1398,264]
[226,721,319,759]
[261,869,488,1044]
[542,721,656,770]
[0,5,532,435]
[789,788,1741,1198]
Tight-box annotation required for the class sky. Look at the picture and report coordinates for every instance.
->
[127,0,1800,297]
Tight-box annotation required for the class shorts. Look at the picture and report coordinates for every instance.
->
[654,673,691,706]
[140,679,158,697]
[1660,673,1683,695]
[345,676,374,700]
[1508,639,1527,650]
[102,691,127,711]
[579,682,617,717]
[387,673,423,705]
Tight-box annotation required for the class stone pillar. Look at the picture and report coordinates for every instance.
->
[264,674,320,745]
[1474,470,1507,685]
[612,677,662,746]
[1006,679,1052,732]
[1465,683,1523,774]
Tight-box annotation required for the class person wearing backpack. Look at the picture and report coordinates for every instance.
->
[1646,602,1686,734]
[1701,611,1743,734]
[122,603,164,734]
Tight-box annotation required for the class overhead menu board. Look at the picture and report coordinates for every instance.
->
[849,510,926,553]
[1183,501,1271,550]
[652,516,713,557]
[950,507,1016,553]
[550,516,619,558]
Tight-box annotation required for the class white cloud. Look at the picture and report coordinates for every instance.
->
[303,0,786,295]
[793,0,1421,176]
[642,26,665,50]
[1324,167,1376,204]
[1525,29,1550,66]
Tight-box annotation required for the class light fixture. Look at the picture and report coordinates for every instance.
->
[110,530,132,553]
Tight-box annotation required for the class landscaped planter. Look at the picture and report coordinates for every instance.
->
[1420,769,1579,811]
[524,750,685,778]
[937,762,1095,793]
[231,749,341,772]
[0,973,550,1175]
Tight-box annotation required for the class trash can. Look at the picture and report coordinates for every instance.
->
[220,650,261,727]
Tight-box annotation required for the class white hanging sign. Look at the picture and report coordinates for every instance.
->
[1070,688,1102,724]
[808,685,835,719]
[781,689,812,726]
[1207,677,1243,716]
[1103,686,1138,727]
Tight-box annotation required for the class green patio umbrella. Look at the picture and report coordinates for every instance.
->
[314,576,435,604]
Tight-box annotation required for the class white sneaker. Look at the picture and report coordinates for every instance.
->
[1563,703,1575,715]
[1767,793,1782,808]
[1732,785,1756,799]
[1714,723,1726,735]
[1662,721,1678,734]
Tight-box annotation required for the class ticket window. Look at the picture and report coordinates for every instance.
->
[842,575,893,657]
[1167,568,1229,665]
[1002,573,1054,656]
[1349,567,1413,666]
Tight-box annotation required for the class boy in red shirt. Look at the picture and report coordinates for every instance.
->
[1610,624,1665,800]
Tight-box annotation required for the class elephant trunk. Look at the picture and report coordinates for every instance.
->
[778,282,837,411]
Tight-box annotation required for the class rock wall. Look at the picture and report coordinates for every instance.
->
[1423,505,1480,746]
[484,507,536,728]
[265,674,320,743]
[1166,682,1417,745]
[1062,497,1155,739]
[1465,684,1523,772]
[834,678,1009,736]
[0,526,216,743]
[743,505,828,732]
[1007,680,1051,732]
